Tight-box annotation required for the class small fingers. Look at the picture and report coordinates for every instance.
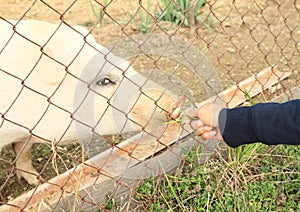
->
[184,108,220,140]
[200,131,217,140]
[189,120,214,138]
[190,119,203,130]
[185,107,199,119]
[196,126,213,135]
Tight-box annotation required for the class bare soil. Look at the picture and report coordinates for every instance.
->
[0,0,299,206]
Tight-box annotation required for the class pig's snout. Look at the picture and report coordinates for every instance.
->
[128,90,182,130]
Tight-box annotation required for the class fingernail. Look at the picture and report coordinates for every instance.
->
[209,131,216,137]
[197,120,203,127]
[204,126,212,131]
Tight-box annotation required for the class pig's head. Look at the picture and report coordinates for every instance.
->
[0,20,179,141]
[73,49,178,137]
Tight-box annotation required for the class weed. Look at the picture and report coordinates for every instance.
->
[156,0,214,28]
[244,89,255,105]
[89,0,108,25]
[134,145,300,211]
[132,0,153,33]
[105,192,119,210]
[163,111,184,132]
[140,0,152,33]
[227,89,264,164]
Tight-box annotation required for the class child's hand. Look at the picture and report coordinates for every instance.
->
[186,101,224,141]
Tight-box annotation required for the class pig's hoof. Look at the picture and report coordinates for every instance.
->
[16,169,41,185]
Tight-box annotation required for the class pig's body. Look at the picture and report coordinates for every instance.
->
[0,20,177,184]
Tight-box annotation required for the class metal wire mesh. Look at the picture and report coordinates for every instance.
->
[0,0,299,211]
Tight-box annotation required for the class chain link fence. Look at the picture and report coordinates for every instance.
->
[0,0,299,211]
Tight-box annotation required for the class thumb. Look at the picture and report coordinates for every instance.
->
[185,107,199,119]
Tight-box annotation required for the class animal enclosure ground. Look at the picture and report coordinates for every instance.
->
[0,0,299,208]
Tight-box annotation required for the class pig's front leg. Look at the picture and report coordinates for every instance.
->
[13,142,41,185]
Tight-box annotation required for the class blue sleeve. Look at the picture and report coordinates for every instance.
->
[218,99,300,148]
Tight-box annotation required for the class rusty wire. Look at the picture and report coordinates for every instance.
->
[0,0,299,211]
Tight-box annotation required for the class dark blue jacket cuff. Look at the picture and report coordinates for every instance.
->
[218,100,300,148]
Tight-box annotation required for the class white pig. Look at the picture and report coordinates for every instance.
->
[0,20,178,185]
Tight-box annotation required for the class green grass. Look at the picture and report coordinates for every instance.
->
[133,91,299,211]
[137,0,152,33]
[89,0,108,25]
[156,0,214,28]
[134,145,300,211]
[131,0,214,32]
[129,0,154,33]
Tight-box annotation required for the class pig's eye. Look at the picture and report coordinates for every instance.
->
[96,77,116,86]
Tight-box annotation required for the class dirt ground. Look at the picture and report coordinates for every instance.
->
[0,0,299,206]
